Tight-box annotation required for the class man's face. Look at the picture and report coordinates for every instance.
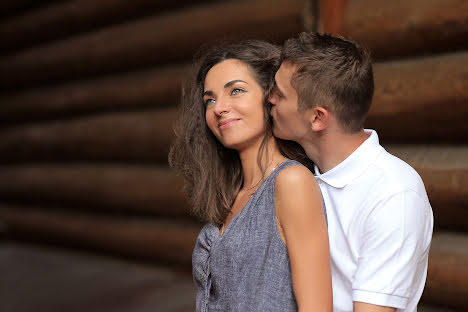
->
[269,62,310,143]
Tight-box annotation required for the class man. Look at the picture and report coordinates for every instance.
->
[269,32,433,312]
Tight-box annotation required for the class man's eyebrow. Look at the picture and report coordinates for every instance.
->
[224,79,247,88]
[274,82,284,96]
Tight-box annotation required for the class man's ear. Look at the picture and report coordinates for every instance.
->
[306,106,329,132]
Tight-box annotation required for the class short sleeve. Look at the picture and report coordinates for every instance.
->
[352,190,433,308]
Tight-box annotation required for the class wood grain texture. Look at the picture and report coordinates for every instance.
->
[1,144,467,230]
[367,52,468,141]
[0,0,305,90]
[423,232,468,310]
[0,205,466,308]
[342,0,468,59]
[0,108,177,163]
[2,51,466,136]
[0,164,190,217]
[388,145,468,231]
[0,0,215,52]
[0,65,185,126]
[0,204,200,264]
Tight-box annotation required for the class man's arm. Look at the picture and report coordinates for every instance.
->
[354,301,396,312]
[352,190,432,310]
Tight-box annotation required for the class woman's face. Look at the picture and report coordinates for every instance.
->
[204,59,266,151]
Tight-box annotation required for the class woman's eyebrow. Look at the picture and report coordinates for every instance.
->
[203,79,247,96]
[203,90,213,97]
[224,79,247,88]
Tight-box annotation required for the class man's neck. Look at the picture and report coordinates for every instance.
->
[302,128,369,174]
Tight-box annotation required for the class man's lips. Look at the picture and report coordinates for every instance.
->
[218,118,240,130]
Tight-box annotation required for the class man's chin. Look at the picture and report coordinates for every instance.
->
[272,127,290,141]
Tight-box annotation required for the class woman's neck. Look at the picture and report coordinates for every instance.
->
[238,136,286,189]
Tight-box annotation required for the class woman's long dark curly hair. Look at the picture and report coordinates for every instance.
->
[169,40,313,226]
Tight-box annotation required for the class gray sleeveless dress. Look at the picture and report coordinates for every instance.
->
[192,160,303,312]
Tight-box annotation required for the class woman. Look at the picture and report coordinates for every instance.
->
[169,40,331,311]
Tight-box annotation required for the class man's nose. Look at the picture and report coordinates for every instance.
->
[268,93,276,105]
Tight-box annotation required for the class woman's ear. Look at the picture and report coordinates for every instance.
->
[306,106,330,132]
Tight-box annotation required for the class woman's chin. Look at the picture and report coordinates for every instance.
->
[219,139,256,152]
[220,141,243,151]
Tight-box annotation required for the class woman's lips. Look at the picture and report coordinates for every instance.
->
[218,118,240,130]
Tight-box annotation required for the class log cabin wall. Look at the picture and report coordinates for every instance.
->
[0,0,467,310]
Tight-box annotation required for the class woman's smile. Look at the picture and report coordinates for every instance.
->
[218,118,240,130]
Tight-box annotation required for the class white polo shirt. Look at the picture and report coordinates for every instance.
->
[315,130,433,312]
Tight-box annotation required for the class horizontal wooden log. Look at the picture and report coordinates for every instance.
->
[342,0,468,59]
[0,108,176,163]
[0,65,185,126]
[0,143,467,231]
[0,165,190,218]
[0,0,309,90]
[388,145,468,231]
[1,50,467,139]
[0,204,466,309]
[423,232,468,310]
[2,51,468,156]
[366,52,468,142]
[0,0,217,53]
[0,205,200,264]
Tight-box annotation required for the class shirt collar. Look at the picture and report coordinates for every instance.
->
[314,129,384,188]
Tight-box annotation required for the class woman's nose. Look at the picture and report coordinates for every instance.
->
[213,98,230,115]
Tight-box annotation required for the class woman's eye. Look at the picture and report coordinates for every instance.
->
[205,98,216,106]
[231,88,245,95]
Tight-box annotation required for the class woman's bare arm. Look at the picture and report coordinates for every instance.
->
[275,165,332,312]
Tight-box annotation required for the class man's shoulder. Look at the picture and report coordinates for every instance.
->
[364,148,427,198]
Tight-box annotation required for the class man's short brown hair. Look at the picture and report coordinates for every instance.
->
[281,32,374,133]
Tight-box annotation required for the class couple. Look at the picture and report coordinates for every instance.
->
[169,32,434,312]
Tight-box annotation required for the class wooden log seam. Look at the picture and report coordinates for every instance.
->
[1,51,466,139]
[0,153,467,230]
[388,145,468,231]
[0,0,306,90]
[0,108,177,163]
[0,204,201,264]
[0,65,187,126]
[0,0,218,52]
[388,145,468,202]
[366,52,468,141]
[0,51,467,163]
[0,164,191,217]
[422,232,468,310]
[0,205,466,309]
[342,0,468,59]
